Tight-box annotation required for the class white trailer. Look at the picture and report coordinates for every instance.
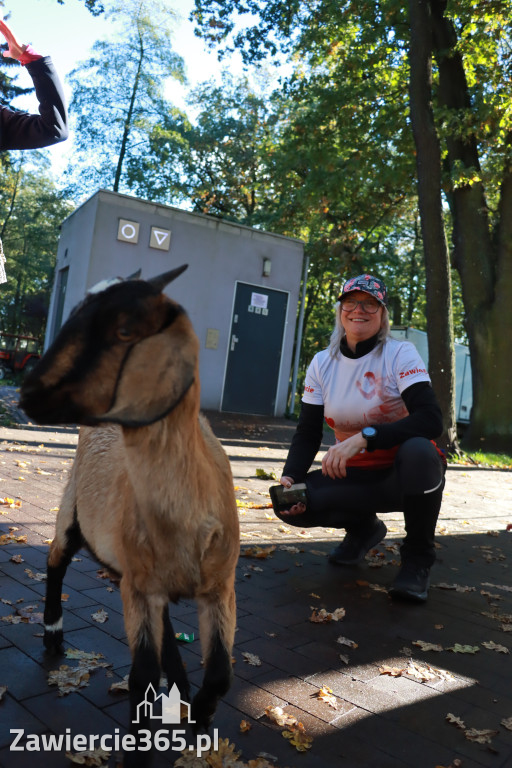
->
[389,326,472,424]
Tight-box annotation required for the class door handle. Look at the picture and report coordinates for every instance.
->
[230,334,239,352]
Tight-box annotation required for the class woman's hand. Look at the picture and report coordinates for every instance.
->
[0,19,28,61]
[278,476,306,517]
[322,433,368,479]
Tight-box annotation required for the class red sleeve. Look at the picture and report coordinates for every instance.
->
[19,44,43,66]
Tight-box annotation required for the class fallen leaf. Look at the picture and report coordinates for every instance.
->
[91,608,109,624]
[282,723,313,752]
[109,675,129,694]
[446,713,466,730]
[436,582,475,592]
[482,581,512,593]
[380,661,453,683]
[239,719,252,732]
[337,635,358,648]
[501,716,512,731]
[446,644,480,654]
[10,554,23,564]
[1,615,22,624]
[0,685,7,701]
[24,569,46,581]
[255,468,277,480]
[309,607,345,623]
[465,727,499,744]
[316,685,337,708]
[380,664,404,678]
[48,665,91,695]
[481,640,509,653]
[264,705,298,727]
[242,652,262,666]
[66,748,110,765]
[412,640,443,652]
[65,649,105,662]
[17,605,44,623]
[446,713,498,745]
[241,546,275,559]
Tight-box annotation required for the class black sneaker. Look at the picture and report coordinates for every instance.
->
[389,561,431,603]
[328,519,387,565]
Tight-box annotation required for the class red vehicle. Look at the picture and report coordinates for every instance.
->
[0,333,41,379]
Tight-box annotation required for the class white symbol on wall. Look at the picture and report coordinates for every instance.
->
[117,219,140,244]
[132,682,193,725]
[150,227,171,251]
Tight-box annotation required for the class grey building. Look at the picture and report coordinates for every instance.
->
[46,189,305,416]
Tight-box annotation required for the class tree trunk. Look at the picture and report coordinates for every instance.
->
[113,32,145,193]
[408,0,459,453]
[430,0,512,451]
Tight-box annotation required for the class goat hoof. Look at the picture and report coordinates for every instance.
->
[43,630,64,655]
[191,696,215,734]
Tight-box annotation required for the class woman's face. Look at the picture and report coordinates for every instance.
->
[340,290,383,349]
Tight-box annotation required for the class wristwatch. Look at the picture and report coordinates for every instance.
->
[361,426,378,452]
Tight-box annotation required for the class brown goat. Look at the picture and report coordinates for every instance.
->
[20,266,239,767]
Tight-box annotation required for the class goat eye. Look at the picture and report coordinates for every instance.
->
[116,327,134,342]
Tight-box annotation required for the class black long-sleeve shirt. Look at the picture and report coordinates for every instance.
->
[0,57,68,151]
[283,335,443,482]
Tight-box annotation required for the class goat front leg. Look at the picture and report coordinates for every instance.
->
[191,585,236,732]
[122,583,166,768]
[44,515,83,654]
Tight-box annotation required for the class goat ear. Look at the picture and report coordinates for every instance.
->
[148,264,188,293]
[98,324,196,426]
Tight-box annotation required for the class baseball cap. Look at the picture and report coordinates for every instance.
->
[338,274,388,306]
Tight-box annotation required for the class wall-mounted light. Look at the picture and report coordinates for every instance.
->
[262,257,272,277]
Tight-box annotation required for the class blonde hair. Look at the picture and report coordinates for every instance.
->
[328,302,390,358]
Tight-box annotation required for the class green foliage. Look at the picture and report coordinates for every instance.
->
[64,0,185,198]
[0,157,73,339]
[448,450,512,469]
[56,0,105,13]
[128,72,280,226]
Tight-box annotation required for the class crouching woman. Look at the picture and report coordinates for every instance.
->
[276,274,446,603]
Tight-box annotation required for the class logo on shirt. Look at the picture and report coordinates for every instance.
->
[304,385,315,393]
[399,367,427,379]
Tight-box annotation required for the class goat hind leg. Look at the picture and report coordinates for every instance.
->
[191,588,236,732]
[44,515,82,654]
[161,605,191,703]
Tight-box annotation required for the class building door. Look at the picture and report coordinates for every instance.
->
[51,266,69,343]
[221,282,289,415]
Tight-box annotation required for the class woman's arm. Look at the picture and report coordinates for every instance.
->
[369,381,443,449]
[281,402,325,482]
[0,20,68,150]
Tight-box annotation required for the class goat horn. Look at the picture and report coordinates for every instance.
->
[126,268,142,280]
[148,265,188,292]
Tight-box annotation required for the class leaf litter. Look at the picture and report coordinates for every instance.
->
[309,607,345,623]
[48,650,111,696]
[446,713,499,744]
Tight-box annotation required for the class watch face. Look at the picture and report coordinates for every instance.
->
[363,427,377,439]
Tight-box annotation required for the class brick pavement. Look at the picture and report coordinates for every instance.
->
[0,412,511,768]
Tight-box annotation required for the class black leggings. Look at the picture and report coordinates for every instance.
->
[275,437,445,567]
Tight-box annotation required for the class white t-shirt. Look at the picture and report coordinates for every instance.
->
[302,338,431,468]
